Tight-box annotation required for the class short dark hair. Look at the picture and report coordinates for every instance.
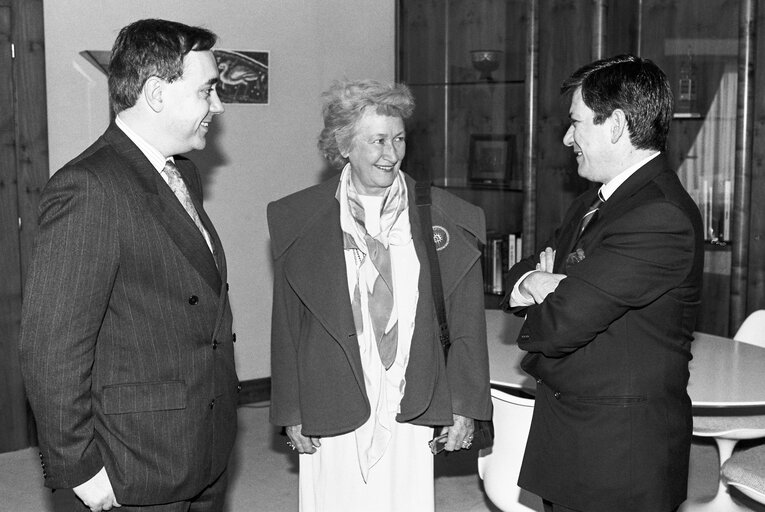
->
[561,54,673,152]
[317,79,415,170]
[108,19,217,113]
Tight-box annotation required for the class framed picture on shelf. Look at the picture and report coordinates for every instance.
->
[468,134,520,189]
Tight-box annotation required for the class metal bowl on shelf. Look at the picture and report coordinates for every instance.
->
[471,50,503,81]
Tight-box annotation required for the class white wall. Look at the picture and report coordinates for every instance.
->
[43,1,396,380]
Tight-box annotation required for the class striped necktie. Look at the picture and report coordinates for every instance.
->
[577,192,605,237]
[161,160,215,256]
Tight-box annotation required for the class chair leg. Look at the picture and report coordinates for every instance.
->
[716,438,737,469]
[712,438,737,501]
[678,438,750,512]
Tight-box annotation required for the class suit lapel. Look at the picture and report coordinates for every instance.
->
[102,124,222,293]
[406,177,482,298]
[283,196,358,349]
[174,159,224,290]
[407,192,435,358]
[555,190,595,272]
[406,181,483,369]
[598,154,667,221]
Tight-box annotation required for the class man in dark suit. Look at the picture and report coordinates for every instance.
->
[502,54,704,512]
[19,19,238,512]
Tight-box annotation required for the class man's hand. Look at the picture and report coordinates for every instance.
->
[286,424,321,454]
[535,247,556,273]
[520,247,566,303]
[439,414,475,452]
[73,466,120,512]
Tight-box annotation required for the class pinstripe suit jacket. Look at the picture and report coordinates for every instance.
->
[18,123,239,505]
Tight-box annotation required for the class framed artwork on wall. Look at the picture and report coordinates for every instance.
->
[468,134,519,189]
[212,50,269,104]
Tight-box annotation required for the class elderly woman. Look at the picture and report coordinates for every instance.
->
[266,79,491,511]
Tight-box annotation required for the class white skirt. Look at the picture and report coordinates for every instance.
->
[299,420,434,512]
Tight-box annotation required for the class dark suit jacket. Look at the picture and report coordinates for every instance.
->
[18,123,239,506]
[503,156,704,512]
[266,174,491,435]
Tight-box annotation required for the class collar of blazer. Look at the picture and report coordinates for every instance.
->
[597,153,669,212]
[102,123,223,295]
[268,172,484,345]
[556,153,672,268]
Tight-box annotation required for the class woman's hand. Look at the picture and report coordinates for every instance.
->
[439,414,475,452]
[285,424,321,454]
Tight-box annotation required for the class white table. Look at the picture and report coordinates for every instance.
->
[682,332,765,511]
[485,309,765,406]
[484,309,531,390]
[687,331,765,407]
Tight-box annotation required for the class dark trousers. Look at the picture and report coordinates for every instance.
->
[543,499,680,512]
[87,468,229,512]
[543,499,581,512]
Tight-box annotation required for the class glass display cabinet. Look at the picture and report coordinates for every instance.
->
[639,1,739,245]
[635,0,755,335]
[397,0,537,301]
[397,0,761,332]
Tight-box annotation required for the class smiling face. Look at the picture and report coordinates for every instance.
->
[345,110,406,196]
[160,50,224,155]
[562,88,615,184]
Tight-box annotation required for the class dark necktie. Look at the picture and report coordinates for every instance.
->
[576,193,605,238]
[565,193,605,268]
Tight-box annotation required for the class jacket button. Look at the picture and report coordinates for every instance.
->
[188,295,199,305]
[536,378,543,385]
[226,283,230,291]
[237,383,243,392]
[209,399,216,409]
[232,333,237,342]
[212,340,218,350]
[554,392,562,399]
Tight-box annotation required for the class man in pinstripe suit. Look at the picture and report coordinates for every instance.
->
[19,19,239,512]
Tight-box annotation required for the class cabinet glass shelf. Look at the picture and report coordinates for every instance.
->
[405,80,525,87]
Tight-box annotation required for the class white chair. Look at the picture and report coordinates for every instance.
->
[682,310,765,511]
[477,386,542,512]
[733,310,765,345]
[722,442,765,506]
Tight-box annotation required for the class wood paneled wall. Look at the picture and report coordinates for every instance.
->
[748,0,765,317]
[0,0,48,452]
[533,0,594,245]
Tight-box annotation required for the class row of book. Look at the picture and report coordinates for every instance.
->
[483,233,523,295]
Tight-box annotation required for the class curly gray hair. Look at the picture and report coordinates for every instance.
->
[317,79,415,170]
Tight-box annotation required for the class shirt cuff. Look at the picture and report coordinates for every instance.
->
[510,270,537,307]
